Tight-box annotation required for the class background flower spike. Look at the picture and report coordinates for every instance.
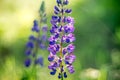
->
[24,0,48,79]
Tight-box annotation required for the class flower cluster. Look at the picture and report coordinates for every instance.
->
[24,1,48,68]
[48,0,76,79]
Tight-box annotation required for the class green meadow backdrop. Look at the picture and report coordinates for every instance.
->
[0,0,120,80]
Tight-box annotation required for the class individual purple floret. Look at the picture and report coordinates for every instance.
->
[32,20,40,32]
[24,1,48,68]
[48,0,76,79]
[35,56,44,66]
[24,58,31,67]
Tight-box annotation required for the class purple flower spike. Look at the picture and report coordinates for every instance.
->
[24,1,48,69]
[48,0,76,78]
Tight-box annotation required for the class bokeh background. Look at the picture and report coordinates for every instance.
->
[0,0,120,80]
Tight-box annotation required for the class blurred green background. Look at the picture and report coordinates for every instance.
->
[0,0,120,80]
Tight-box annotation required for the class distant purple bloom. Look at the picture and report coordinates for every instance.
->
[42,25,48,32]
[26,41,34,48]
[32,20,40,32]
[29,35,36,41]
[39,43,46,49]
[25,49,32,56]
[35,56,44,66]
[24,58,31,67]
[41,34,47,42]
[24,1,48,68]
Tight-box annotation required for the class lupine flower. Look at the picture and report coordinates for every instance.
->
[48,0,76,79]
[24,1,47,68]
[24,58,31,67]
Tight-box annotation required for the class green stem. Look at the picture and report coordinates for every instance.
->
[31,18,42,80]
[61,73,63,80]
[31,39,38,80]
[60,1,64,80]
